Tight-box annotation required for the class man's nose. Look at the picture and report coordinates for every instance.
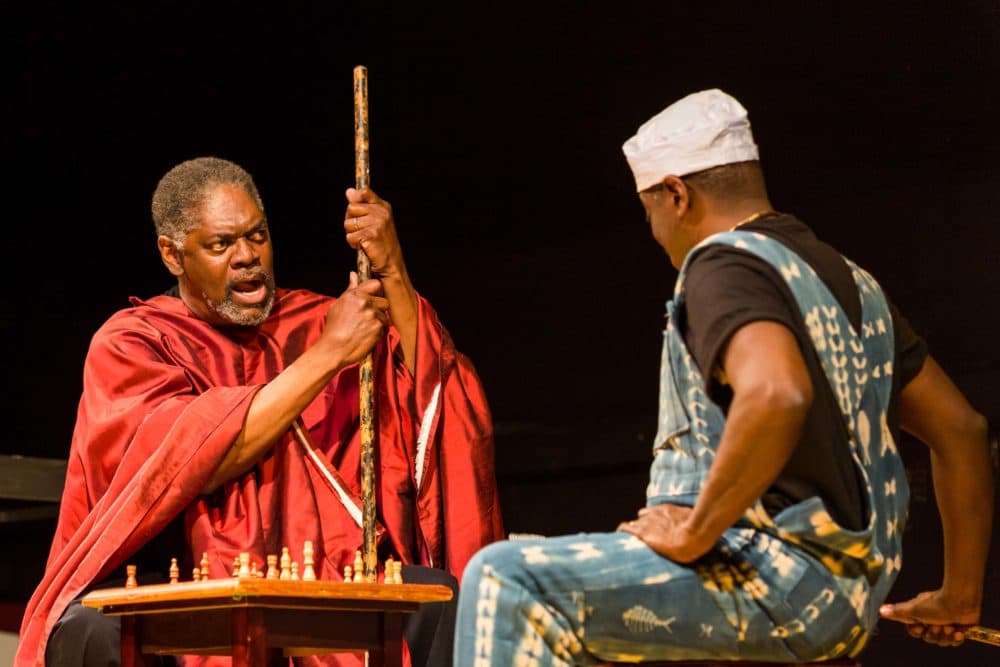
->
[230,238,259,267]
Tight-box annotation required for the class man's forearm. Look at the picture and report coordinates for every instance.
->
[682,388,809,558]
[381,271,418,373]
[930,413,992,609]
[676,321,813,560]
[202,344,342,493]
[898,356,994,615]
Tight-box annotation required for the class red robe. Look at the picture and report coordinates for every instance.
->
[16,288,503,666]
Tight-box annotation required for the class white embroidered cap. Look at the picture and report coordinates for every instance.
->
[622,89,759,192]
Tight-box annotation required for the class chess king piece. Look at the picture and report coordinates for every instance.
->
[353,550,364,583]
[280,547,292,580]
[200,552,210,580]
[302,541,317,581]
[239,552,251,578]
[266,554,279,580]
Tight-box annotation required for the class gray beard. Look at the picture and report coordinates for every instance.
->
[205,279,276,327]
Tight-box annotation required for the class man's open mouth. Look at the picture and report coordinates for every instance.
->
[229,275,270,306]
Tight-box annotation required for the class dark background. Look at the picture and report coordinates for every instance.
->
[4,2,999,664]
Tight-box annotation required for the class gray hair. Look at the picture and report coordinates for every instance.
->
[151,157,265,244]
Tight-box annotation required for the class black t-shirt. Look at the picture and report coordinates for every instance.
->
[681,214,927,530]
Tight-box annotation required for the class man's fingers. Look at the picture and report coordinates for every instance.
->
[348,271,359,288]
[345,187,382,204]
[921,624,964,648]
[345,204,372,220]
[618,519,642,536]
[354,278,384,295]
[907,624,926,638]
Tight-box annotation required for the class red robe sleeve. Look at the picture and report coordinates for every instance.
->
[16,312,260,667]
[394,297,504,579]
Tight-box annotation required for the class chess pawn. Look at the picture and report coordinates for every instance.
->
[344,565,353,582]
[384,556,395,584]
[250,561,259,578]
[280,547,292,581]
[169,558,179,584]
[232,557,240,578]
[200,552,210,580]
[302,540,316,582]
[192,567,201,582]
[239,552,251,578]
[291,562,299,581]
[393,560,403,585]
[125,565,138,589]
[266,554,279,580]
[353,550,364,583]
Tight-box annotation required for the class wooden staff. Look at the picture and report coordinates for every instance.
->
[353,65,377,583]
[967,625,1000,647]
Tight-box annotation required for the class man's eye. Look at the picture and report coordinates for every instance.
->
[209,241,228,252]
[249,230,268,242]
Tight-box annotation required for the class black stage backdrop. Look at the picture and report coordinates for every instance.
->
[4,3,999,664]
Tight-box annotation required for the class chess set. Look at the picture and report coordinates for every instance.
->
[147,541,404,588]
[81,540,452,667]
[81,538,451,617]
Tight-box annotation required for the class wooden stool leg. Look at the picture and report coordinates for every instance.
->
[368,612,404,667]
[231,607,269,667]
[120,616,139,667]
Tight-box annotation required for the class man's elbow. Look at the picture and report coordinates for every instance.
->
[750,377,814,417]
[967,410,989,442]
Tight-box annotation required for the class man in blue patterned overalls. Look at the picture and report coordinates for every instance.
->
[454,90,993,664]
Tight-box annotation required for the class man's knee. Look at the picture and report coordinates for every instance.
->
[399,565,458,667]
[46,601,121,666]
[461,540,530,590]
[400,564,459,593]
[400,565,459,624]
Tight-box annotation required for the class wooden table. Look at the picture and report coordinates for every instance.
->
[81,577,453,666]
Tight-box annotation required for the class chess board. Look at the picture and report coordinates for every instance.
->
[80,576,454,615]
[80,554,452,667]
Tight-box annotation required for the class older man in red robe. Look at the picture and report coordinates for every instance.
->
[17,157,503,667]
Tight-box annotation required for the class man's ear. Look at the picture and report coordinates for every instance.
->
[157,235,184,277]
[662,175,691,217]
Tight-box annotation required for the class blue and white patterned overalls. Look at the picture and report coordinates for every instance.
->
[455,231,910,665]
